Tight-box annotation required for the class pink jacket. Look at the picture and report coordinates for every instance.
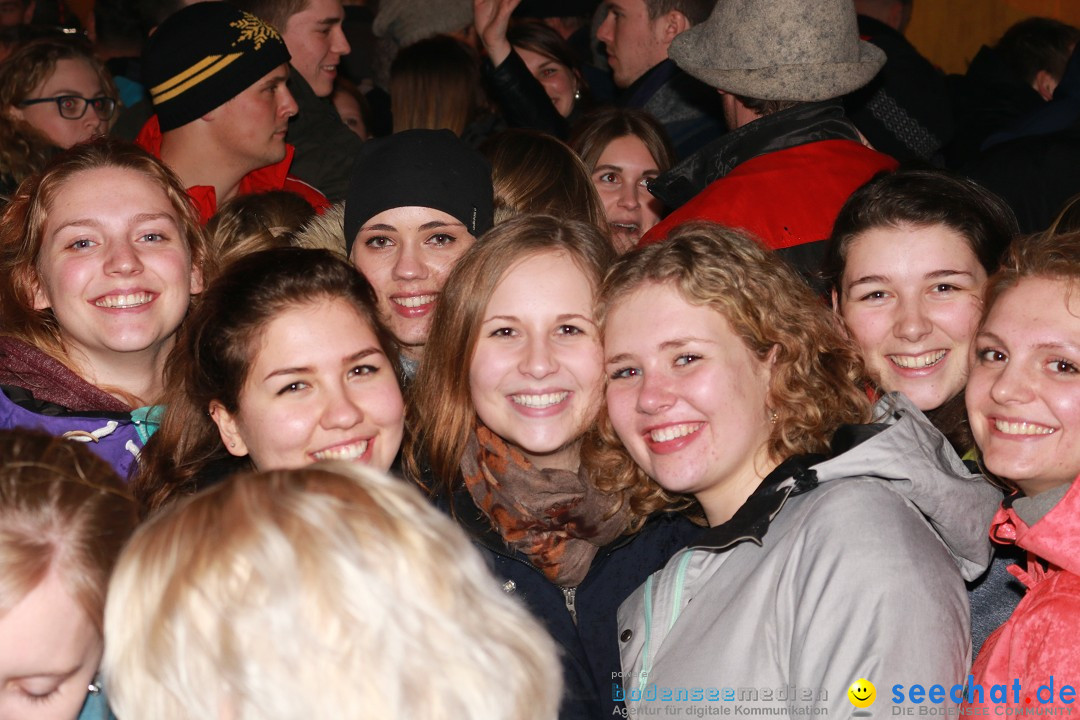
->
[964,475,1080,711]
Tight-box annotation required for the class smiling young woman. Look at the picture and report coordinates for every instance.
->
[600,222,1000,716]
[962,231,1080,712]
[344,129,494,378]
[134,247,405,516]
[406,213,700,719]
[824,168,1018,454]
[0,138,208,479]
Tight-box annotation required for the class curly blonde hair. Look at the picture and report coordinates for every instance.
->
[593,222,874,511]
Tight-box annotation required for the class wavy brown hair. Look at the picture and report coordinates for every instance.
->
[399,214,680,525]
[0,37,118,190]
[0,137,210,406]
[594,222,874,510]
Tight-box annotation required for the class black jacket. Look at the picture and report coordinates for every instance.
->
[436,481,702,720]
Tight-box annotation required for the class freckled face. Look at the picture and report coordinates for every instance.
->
[837,224,987,412]
[605,282,776,525]
[966,277,1080,496]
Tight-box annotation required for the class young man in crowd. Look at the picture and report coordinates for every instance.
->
[138,1,329,222]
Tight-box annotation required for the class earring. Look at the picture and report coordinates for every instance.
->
[229,441,236,448]
[573,86,581,102]
[88,678,101,695]
[769,409,778,425]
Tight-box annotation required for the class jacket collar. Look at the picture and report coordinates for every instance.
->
[990,475,1080,574]
[649,100,863,209]
[690,454,824,551]
[623,58,679,109]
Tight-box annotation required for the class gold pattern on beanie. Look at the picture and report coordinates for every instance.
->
[230,12,282,50]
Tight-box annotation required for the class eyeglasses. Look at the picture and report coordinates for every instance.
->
[18,95,117,121]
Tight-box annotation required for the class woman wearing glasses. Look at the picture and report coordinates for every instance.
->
[0,37,117,202]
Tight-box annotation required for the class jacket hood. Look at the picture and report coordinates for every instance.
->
[810,393,1001,581]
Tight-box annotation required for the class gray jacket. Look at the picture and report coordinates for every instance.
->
[616,395,1001,716]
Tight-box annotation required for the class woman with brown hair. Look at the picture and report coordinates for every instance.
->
[0,429,138,720]
[570,107,675,250]
[407,213,699,720]
[602,222,1000,716]
[390,35,494,144]
[135,247,404,516]
[475,0,591,138]
[0,36,118,202]
[482,129,607,232]
[0,138,208,479]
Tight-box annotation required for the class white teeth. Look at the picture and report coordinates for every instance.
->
[649,423,703,443]
[310,440,369,461]
[95,292,152,308]
[888,350,947,369]
[511,392,569,408]
[994,420,1056,436]
[393,294,436,308]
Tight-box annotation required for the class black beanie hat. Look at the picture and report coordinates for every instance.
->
[143,2,291,132]
[344,129,494,257]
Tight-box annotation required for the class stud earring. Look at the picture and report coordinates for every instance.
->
[770,409,778,425]
[88,678,101,695]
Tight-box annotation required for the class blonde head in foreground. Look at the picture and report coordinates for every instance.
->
[103,462,561,720]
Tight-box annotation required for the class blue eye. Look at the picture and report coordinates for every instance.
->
[674,354,701,367]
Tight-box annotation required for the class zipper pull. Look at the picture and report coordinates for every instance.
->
[563,586,578,625]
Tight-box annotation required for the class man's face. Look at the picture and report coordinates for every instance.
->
[596,0,672,88]
[280,0,350,97]
[210,64,298,172]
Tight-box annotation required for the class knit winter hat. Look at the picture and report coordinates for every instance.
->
[143,2,291,132]
[372,0,474,47]
[344,129,494,257]
[669,0,885,102]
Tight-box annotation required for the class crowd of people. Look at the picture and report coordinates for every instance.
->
[0,0,1079,718]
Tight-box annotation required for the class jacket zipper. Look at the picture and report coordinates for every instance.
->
[563,586,578,625]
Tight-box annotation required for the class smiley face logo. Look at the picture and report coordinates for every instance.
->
[848,679,876,708]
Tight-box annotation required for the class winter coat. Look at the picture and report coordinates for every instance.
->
[622,59,727,161]
[845,15,953,163]
[283,66,364,203]
[642,101,897,279]
[135,115,331,224]
[617,395,1000,716]
[438,482,703,720]
[964,476,1080,712]
[0,337,158,480]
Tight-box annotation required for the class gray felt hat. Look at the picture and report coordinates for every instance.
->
[668,0,886,102]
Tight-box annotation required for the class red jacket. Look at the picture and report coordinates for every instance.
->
[135,115,330,224]
[641,139,897,250]
[964,477,1080,711]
